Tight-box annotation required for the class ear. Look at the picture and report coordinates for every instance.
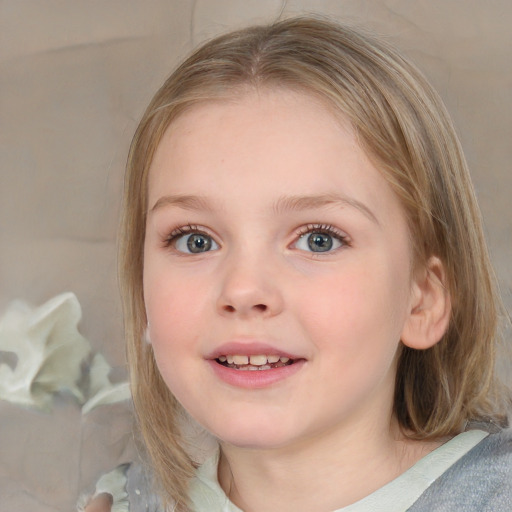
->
[401,256,451,350]
[144,322,152,344]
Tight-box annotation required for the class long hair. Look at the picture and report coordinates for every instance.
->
[119,16,506,509]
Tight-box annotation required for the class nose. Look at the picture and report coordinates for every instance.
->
[216,255,284,319]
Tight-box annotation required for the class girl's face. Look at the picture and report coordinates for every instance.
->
[143,89,417,450]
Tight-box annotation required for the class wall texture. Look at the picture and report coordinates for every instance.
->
[0,1,510,510]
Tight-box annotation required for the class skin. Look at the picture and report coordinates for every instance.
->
[143,89,449,511]
[84,493,112,512]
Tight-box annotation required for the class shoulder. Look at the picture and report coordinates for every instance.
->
[125,462,166,511]
[410,428,512,511]
[456,427,512,479]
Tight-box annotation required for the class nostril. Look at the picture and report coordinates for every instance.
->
[221,303,268,313]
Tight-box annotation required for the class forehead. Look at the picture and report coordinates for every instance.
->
[160,88,348,149]
[149,89,352,184]
[146,89,402,222]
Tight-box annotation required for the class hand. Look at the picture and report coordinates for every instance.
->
[84,493,113,512]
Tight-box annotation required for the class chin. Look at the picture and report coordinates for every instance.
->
[207,416,295,450]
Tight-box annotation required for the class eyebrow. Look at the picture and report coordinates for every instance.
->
[273,194,379,225]
[150,194,215,214]
[149,193,378,225]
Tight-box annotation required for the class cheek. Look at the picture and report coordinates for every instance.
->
[298,268,390,322]
[143,264,209,349]
[296,263,409,354]
[147,287,204,342]
[144,277,207,397]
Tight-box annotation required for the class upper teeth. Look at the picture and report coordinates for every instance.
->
[218,355,290,366]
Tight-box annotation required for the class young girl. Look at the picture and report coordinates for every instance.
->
[85,15,511,512]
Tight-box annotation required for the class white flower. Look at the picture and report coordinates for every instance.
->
[0,292,131,412]
[83,352,131,413]
[0,292,90,410]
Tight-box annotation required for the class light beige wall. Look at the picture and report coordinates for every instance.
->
[1,1,510,510]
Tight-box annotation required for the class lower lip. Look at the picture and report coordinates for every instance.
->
[207,359,305,389]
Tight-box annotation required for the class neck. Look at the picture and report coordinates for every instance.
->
[218,418,441,512]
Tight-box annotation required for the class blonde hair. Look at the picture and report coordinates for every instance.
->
[119,16,507,510]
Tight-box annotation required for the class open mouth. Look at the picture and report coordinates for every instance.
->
[216,354,294,371]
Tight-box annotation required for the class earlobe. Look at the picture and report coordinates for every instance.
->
[144,323,152,344]
[401,256,451,350]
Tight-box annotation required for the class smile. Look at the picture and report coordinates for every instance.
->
[216,354,293,370]
[208,342,304,388]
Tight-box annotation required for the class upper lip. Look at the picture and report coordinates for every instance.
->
[206,341,302,361]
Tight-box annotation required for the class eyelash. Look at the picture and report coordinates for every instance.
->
[162,223,350,252]
[294,224,350,248]
[163,224,208,247]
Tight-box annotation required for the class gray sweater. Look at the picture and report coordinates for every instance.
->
[408,428,512,511]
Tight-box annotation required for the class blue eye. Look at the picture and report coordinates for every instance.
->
[294,227,346,253]
[173,232,219,253]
